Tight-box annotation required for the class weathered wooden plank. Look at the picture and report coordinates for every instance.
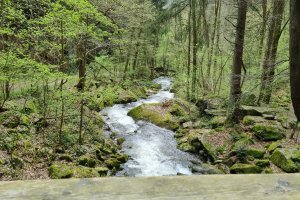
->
[0,174,300,200]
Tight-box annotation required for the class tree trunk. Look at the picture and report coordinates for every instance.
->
[191,0,198,100]
[228,0,248,123]
[186,0,192,100]
[77,43,86,91]
[290,0,300,121]
[258,0,267,59]
[258,0,285,105]
[206,0,221,91]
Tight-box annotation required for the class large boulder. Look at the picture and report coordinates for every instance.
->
[270,149,299,173]
[49,163,73,179]
[230,163,262,174]
[128,103,180,130]
[253,124,285,141]
[73,166,99,178]
[240,105,276,117]
[191,163,223,174]
[177,129,217,162]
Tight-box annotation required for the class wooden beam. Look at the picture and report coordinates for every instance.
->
[0,174,300,200]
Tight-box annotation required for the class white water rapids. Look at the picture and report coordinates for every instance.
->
[100,77,197,176]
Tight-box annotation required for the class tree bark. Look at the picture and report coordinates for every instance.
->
[290,0,300,121]
[228,0,248,123]
[258,0,285,105]
[186,0,192,100]
[191,0,198,100]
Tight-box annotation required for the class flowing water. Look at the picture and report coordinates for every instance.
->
[100,77,197,176]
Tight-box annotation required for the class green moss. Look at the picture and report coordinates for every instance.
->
[291,150,300,163]
[116,154,129,163]
[128,104,180,130]
[253,124,285,141]
[242,116,256,125]
[116,88,138,104]
[170,103,186,117]
[73,166,99,178]
[233,138,251,152]
[78,156,96,168]
[49,163,73,179]
[105,158,121,169]
[267,141,282,153]
[264,168,273,174]
[210,116,226,129]
[270,149,298,173]
[178,142,196,153]
[230,163,262,174]
[116,137,125,145]
[247,148,265,159]
[95,167,109,177]
[255,160,270,168]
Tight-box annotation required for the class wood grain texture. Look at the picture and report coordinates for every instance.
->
[0,174,300,200]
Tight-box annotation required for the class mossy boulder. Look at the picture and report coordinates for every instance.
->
[116,154,129,163]
[128,104,180,130]
[230,163,262,174]
[246,148,265,159]
[240,105,276,117]
[253,124,285,141]
[267,141,282,153]
[255,160,270,168]
[78,156,96,168]
[105,158,121,169]
[116,137,125,145]
[95,167,109,177]
[270,149,298,173]
[73,166,99,178]
[49,163,73,179]
[178,142,196,153]
[117,89,138,104]
[233,138,251,151]
[264,168,273,174]
[210,116,226,129]
[191,164,223,174]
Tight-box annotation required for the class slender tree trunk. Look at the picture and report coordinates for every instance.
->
[228,0,248,123]
[206,0,220,91]
[258,0,267,59]
[123,32,135,80]
[79,98,84,145]
[132,30,142,73]
[191,0,198,100]
[258,0,285,105]
[212,0,222,93]
[77,43,86,91]
[186,0,192,100]
[290,0,300,121]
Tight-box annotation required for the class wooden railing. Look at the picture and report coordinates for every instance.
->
[0,174,300,200]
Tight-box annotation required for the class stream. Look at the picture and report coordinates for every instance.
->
[100,77,198,176]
